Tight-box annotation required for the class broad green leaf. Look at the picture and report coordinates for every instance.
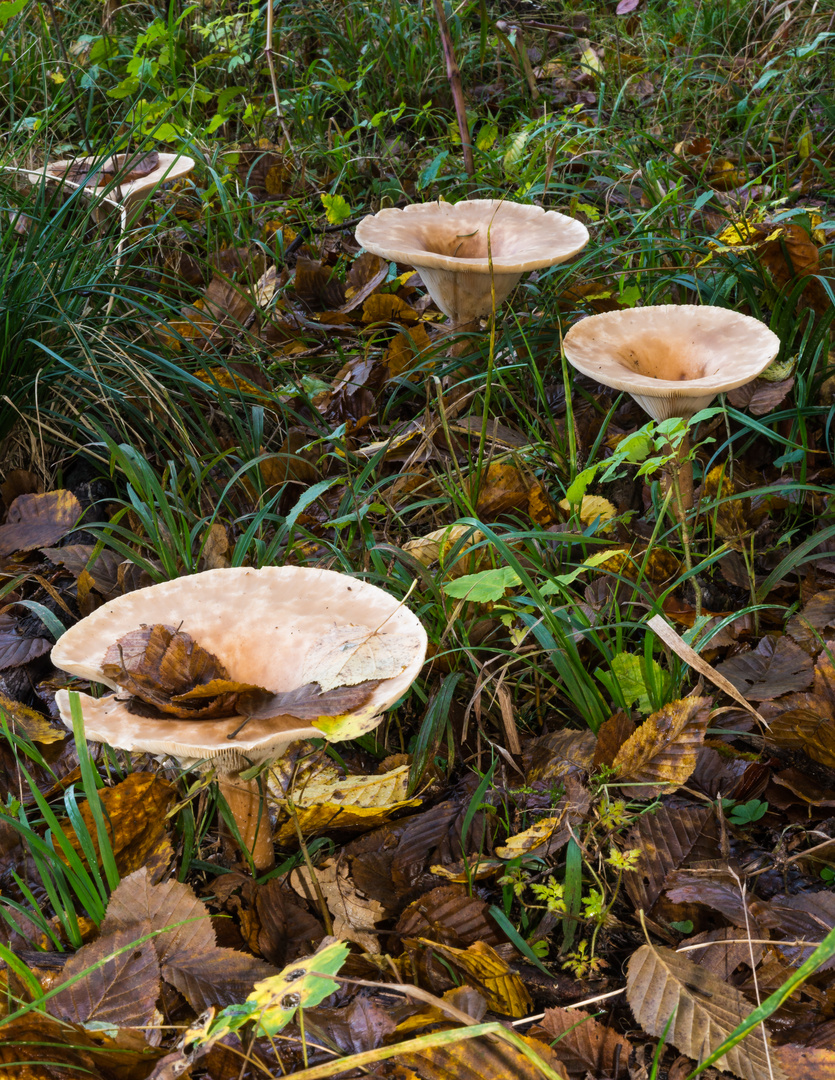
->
[596,652,671,714]
[320,193,352,226]
[443,566,521,603]
[246,940,350,1036]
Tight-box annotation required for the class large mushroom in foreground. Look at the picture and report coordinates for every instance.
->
[51,567,427,871]
[563,305,781,511]
[356,199,590,333]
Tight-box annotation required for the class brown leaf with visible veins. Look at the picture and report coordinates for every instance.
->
[776,1045,835,1076]
[0,489,82,557]
[714,635,814,700]
[531,1006,631,1078]
[396,884,505,947]
[623,804,716,912]
[102,624,262,718]
[787,592,835,653]
[627,942,786,1080]
[593,710,636,768]
[612,697,711,797]
[0,1013,162,1079]
[238,679,378,721]
[400,1033,568,1080]
[48,927,160,1027]
[0,612,51,670]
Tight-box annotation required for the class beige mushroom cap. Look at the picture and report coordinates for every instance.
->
[52,566,427,771]
[356,199,589,323]
[563,305,781,421]
[32,152,195,208]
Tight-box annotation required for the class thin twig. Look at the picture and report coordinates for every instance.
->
[263,0,295,155]
[432,0,474,181]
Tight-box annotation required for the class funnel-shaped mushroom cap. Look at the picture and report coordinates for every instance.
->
[32,152,195,209]
[563,305,781,421]
[52,567,426,771]
[356,199,589,324]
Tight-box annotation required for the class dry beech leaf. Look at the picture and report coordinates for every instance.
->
[302,623,425,691]
[0,613,52,671]
[775,1045,835,1077]
[307,994,397,1055]
[386,323,433,379]
[768,708,835,769]
[623,804,716,913]
[495,778,590,860]
[681,928,764,980]
[627,942,786,1080]
[523,729,596,786]
[787,591,835,653]
[274,762,420,842]
[48,926,160,1027]
[410,939,531,1018]
[531,1006,631,1078]
[0,489,82,557]
[101,866,276,1010]
[290,857,387,952]
[714,636,814,700]
[102,623,261,718]
[593,710,636,768]
[395,883,504,948]
[0,1013,162,1079]
[398,1032,568,1080]
[57,773,175,881]
[612,697,712,797]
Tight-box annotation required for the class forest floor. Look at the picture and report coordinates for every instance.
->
[1,0,835,1077]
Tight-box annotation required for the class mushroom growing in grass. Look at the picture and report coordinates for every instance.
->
[31,151,195,217]
[356,199,590,338]
[51,567,427,871]
[562,305,781,512]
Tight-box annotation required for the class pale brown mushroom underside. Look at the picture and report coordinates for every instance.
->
[563,305,781,421]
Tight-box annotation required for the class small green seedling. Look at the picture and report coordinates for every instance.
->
[721,798,769,826]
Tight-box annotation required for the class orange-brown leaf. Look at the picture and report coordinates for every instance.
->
[612,697,711,797]
[0,489,82,557]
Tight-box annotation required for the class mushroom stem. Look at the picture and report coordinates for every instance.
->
[218,773,275,871]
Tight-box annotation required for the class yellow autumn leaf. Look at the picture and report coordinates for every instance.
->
[412,939,532,1017]
[362,293,418,324]
[403,524,487,577]
[559,494,617,531]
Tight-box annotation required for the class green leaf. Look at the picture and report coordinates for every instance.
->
[443,566,521,603]
[565,466,597,505]
[539,550,620,594]
[320,193,352,226]
[476,122,498,151]
[0,0,28,26]
[246,940,350,1036]
[595,652,671,714]
[418,150,449,190]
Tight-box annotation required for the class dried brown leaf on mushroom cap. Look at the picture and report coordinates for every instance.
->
[51,566,427,766]
[49,150,160,185]
[563,305,781,421]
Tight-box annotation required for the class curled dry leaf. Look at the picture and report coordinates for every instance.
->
[622,804,716,913]
[627,942,786,1080]
[290,857,387,952]
[102,624,261,718]
[396,883,505,948]
[0,614,52,671]
[612,697,712,797]
[50,150,160,185]
[714,636,814,701]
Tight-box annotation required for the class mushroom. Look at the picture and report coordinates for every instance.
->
[30,151,195,216]
[51,566,427,871]
[355,199,590,334]
[562,305,781,511]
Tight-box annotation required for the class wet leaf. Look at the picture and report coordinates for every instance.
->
[0,490,82,557]
[775,1045,835,1077]
[301,623,425,691]
[0,689,67,742]
[787,591,835,653]
[532,1006,631,1077]
[715,636,814,700]
[48,926,160,1026]
[627,942,786,1080]
[612,697,712,797]
[592,711,635,768]
[362,292,418,324]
